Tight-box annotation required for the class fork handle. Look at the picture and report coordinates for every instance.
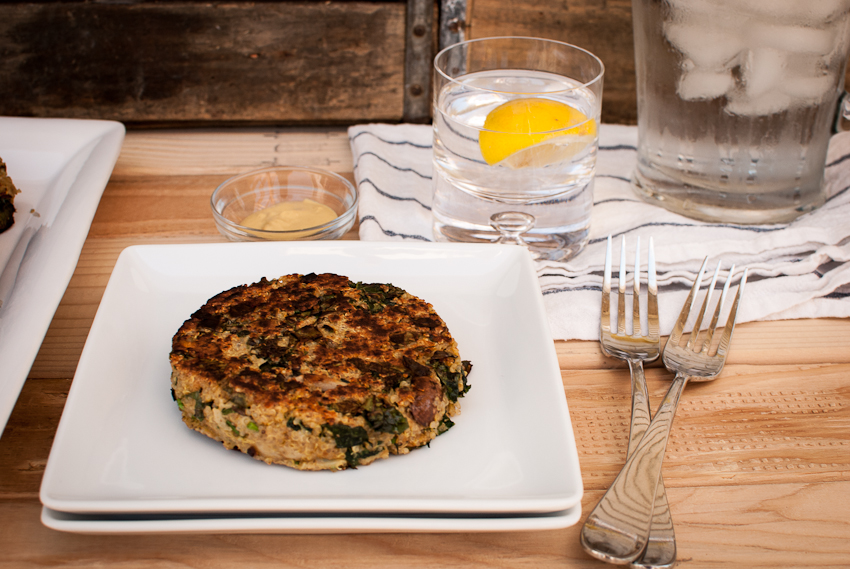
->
[626,360,677,569]
[581,372,689,564]
[627,360,653,454]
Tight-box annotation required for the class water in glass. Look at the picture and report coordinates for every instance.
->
[431,38,603,262]
[631,0,850,223]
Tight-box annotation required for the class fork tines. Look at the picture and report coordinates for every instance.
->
[602,235,657,338]
[669,257,749,356]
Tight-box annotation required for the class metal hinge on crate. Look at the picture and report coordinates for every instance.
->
[403,0,467,123]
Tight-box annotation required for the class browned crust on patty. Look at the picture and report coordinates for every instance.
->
[170,273,471,471]
[1,157,20,233]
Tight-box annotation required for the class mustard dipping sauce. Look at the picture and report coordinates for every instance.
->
[240,199,338,239]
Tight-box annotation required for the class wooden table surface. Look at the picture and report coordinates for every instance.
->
[1,128,848,568]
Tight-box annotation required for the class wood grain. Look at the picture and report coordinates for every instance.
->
[469,0,638,125]
[557,318,850,371]
[0,0,642,127]
[0,2,405,125]
[110,128,355,177]
[2,128,849,567]
[4,0,850,128]
[568,364,850,490]
[1,481,848,567]
[1,0,642,126]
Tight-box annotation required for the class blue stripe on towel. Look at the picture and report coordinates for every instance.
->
[359,215,432,242]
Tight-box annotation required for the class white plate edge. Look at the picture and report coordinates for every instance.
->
[0,117,125,434]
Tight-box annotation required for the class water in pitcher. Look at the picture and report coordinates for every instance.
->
[432,70,599,260]
[631,0,850,223]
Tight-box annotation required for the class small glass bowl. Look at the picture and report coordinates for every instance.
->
[211,166,358,241]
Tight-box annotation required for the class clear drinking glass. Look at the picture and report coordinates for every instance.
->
[631,0,850,224]
[431,36,605,261]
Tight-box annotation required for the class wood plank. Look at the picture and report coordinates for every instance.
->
[110,128,355,178]
[88,175,230,237]
[468,0,637,125]
[2,481,848,567]
[0,379,68,498]
[88,128,358,239]
[557,318,850,371]
[0,2,405,125]
[567,363,850,490]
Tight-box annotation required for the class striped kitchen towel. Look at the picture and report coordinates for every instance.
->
[348,123,850,340]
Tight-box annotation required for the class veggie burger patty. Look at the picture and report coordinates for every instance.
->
[170,273,471,471]
[1,157,20,233]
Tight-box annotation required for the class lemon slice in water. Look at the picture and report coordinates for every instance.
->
[479,98,596,168]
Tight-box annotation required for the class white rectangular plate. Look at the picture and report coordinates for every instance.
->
[0,116,125,434]
[41,505,581,534]
[41,242,582,516]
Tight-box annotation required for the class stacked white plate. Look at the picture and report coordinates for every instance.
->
[39,239,583,533]
[0,117,124,435]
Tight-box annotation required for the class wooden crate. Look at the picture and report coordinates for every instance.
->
[0,1,410,126]
[0,1,639,126]
[468,0,636,124]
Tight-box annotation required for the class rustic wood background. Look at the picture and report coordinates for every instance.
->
[0,1,409,126]
[3,1,849,127]
[469,0,636,124]
[0,0,638,126]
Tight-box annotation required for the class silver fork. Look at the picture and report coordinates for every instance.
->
[580,236,676,569]
[580,257,748,565]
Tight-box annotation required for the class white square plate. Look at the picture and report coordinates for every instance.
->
[41,242,582,516]
[0,116,125,434]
